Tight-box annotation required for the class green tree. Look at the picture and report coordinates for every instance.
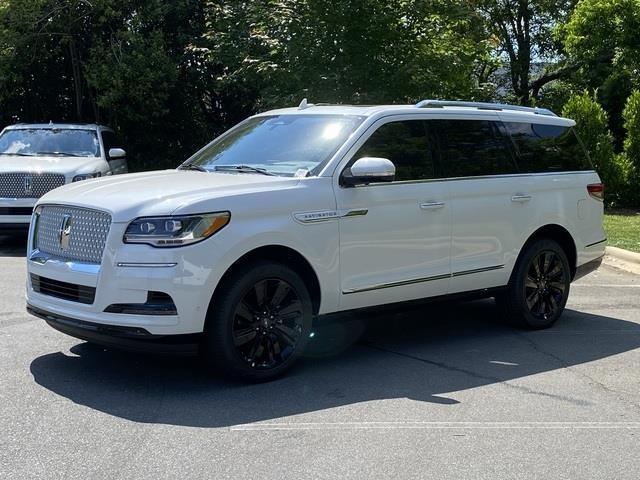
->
[0,0,213,171]
[562,91,615,182]
[561,90,635,205]
[476,0,577,106]
[562,0,640,146]
[622,91,640,179]
[199,0,494,108]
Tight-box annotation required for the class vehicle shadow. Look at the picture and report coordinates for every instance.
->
[0,232,28,257]
[30,299,640,428]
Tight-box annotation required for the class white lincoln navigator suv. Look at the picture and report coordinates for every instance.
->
[0,123,128,230]
[26,100,606,381]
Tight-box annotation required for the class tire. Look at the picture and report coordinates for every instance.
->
[497,239,571,329]
[202,260,313,382]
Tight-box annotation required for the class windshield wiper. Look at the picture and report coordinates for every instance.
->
[36,151,84,157]
[0,152,35,156]
[214,165,276,176]
[178,163,209,172]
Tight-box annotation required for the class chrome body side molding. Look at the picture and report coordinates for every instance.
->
[343,265,504,294]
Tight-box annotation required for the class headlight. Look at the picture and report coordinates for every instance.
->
[73,172,102,182]
[123,212,231,247]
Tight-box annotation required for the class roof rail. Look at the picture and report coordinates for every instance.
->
[415,99,557,117]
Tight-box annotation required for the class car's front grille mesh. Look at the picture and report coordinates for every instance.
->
[30,274,96,304]
[35,205,112,264]
[0,172,65,198]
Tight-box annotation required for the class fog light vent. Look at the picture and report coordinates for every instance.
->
[104,291,177,316]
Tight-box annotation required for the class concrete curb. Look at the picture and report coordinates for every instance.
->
[603,246,640,275]
[605,246,640,264]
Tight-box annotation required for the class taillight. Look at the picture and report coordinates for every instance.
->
[587,183,604,201]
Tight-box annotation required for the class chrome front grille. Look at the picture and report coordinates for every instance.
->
[35,205,112,264]
[0,172,65,198]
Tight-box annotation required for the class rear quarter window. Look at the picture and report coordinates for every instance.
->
[504,122,592,173]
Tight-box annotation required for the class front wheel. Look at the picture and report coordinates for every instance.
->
[497,239,571,329]
[202,261,313,382]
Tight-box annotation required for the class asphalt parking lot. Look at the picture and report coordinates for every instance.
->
[1,234,639,480]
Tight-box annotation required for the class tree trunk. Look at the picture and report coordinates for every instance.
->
[69,38,83,122]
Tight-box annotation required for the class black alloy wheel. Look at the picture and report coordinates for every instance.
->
[232,278,304,370]
[497,238,571,329]
[523,250,567,321]
[203,261,313,381]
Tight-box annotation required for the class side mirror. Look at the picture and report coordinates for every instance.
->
[108,148,126,160]
[342,157,395,187]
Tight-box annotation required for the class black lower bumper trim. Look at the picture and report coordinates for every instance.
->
[574,256,604,281]
[0,223,30,231]
[0,207,33,215]
[27,305,200,355]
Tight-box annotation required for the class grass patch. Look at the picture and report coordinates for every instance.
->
[604,209,640,253]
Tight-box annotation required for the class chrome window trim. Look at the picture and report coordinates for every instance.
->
[340,170,597,188]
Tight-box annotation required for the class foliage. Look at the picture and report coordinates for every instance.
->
[477,0,576,105]
[622,91,640,171]
[617,90,640,205]
[562,0,640,147]
[0,0,212,171]
[561,91,617,195]
[199,0,494,107]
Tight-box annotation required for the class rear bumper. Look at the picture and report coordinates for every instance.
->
[27,304,200,355]
[574,255,603,281]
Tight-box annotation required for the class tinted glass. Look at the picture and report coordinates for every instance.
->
[101,131,122,152]
[505,122,591,172]
[188,115,364,176]
[434,120,516,177]
[353,120,434,181]
[0,129,100,157]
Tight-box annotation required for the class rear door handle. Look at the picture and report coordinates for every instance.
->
[420,201,445,210]
[511,195,532,203]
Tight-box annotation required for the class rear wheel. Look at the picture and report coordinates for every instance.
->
[497,239,571,329]
[202,261,313,381]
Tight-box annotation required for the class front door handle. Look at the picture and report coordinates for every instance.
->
[420,201,445,210]
[511,195,532,203]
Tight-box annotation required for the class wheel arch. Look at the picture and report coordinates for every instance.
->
[207,245,322,320]
[517,224,578,280]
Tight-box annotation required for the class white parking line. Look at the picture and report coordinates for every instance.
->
[573,284,640,288]
[230,421,640,431]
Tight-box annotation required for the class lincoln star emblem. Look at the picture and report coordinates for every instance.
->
[23,175,33,196]
[59,214,73,250]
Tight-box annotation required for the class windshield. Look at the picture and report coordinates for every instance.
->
[0,128,100,157]
[185,114,364,176]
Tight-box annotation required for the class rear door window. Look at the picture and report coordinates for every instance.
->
[504,122,591,173]
[433,120,517,178]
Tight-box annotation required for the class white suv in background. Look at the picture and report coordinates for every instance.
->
[0,123,128,230]
[25,100,606,381]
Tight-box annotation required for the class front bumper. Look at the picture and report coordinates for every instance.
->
[26,221,223,335]
[27,304,200,355]
[0,198,37,226]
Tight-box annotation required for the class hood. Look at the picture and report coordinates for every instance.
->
[38,169,300,222]
[0,154,104,176]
